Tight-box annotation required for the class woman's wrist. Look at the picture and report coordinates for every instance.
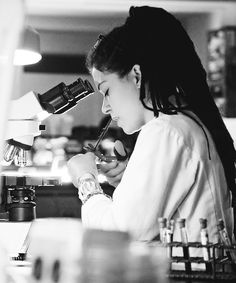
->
[77,172,97,183]
[77,173,104,204]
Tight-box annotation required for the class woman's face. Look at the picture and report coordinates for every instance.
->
[91,65,146,134]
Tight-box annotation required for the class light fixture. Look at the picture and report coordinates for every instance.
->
[14,26,42,66]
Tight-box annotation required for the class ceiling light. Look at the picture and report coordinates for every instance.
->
[14,26,42,66]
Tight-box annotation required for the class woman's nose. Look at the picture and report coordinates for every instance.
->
[101,97,111,114]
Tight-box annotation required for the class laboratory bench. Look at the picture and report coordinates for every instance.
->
[1,225,236,283]
[2,232,236,283]
[6,255,236,283]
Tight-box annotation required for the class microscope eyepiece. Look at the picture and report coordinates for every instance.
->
[39,78,94,114]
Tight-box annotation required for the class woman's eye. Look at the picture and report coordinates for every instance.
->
[104,90,109,97]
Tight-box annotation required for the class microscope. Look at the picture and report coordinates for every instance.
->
[0,78,94,221]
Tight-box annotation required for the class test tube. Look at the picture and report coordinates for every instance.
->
[177,218,188,244]
[166,220,174,243]
[199,218,210,261]
[158,217,167,244]
[217,219,236,262]
[177,218,191,273]
[166,220,174,258]
[199,218,212,273]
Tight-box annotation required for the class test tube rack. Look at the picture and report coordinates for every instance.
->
[158,241,236,281]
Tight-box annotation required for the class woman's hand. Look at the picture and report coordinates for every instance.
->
[67,152,98,188]
[99,159,128,188]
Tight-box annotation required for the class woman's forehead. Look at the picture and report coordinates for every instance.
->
[91,67,118,88]
[91,67,104,84]
[91,68,107,91]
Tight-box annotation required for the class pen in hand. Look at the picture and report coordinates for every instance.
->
[94,117,112,151]
[83,118,128,162]
[83,117,115,162]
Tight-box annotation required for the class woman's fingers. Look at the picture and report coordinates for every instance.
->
[99,161,119,173]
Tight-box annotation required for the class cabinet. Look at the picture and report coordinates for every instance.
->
[207,27,236,117]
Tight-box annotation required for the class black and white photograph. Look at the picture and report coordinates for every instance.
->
[1,1,236,282]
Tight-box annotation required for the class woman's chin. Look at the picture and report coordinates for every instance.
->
[118,123,130,134]
[121,124,140,135]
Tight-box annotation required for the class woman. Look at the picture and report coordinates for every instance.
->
[68,6,236,244]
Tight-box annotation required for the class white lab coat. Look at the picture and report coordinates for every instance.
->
[82,112,234,244]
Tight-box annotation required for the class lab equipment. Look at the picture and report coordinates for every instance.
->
[158,217,167,244]
[0,78,94,221]
[217,218,236,261]
[199,218,210,261]
[4,78,94,167]
[177,218,191,273]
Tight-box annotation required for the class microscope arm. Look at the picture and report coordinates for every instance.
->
[5,91,49,147]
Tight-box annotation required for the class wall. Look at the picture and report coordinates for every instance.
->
[183,13,211,70]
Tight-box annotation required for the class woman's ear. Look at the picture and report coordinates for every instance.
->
[131,64,142,89]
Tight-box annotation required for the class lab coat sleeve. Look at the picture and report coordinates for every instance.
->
[82,121,199,240]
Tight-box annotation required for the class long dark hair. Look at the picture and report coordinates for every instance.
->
[86,6,236,202]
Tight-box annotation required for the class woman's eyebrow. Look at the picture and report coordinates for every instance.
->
[97,80,106,91]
